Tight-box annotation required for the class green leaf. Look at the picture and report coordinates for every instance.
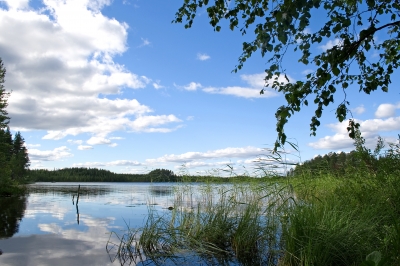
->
[332,66,340,76]
[365,251,381,265]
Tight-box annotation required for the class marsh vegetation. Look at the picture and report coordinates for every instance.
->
[108,135,400,266]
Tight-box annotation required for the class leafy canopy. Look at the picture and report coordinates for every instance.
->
[173,0,400,150]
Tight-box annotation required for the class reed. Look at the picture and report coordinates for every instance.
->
[108,182,294,265]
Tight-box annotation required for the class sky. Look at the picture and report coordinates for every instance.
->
[0,0,399,175]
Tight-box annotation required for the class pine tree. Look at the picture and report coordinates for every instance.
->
[0,58,30,189]
[0,58,13,191]
[0,58,9,128]
[10,131,30,180]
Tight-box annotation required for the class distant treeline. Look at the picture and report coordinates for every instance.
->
[28,167,276,183]
[29,168,179,182]
[292,135,400,177]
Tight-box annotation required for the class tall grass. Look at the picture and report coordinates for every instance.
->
[107,182,294,265]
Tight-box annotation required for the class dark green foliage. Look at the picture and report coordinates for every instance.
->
[147,168,176,182]
[0,58,29,196]
[28,167,278,182]
[0,58,9,128]
[174,0,400,150]
[28,168,179,182]
[294,132,400,178]
[10,131,30,181]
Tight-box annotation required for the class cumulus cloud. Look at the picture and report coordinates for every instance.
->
[197,53,210,61]
[1,0,181,142]
[184,82,202,91]
[308,133,355,150]
[202,73,292,98]
[28,146,73,161]
[72,146,272,172]
[309,116,400,150]
[145,146,263,164]
[375,103,400,118]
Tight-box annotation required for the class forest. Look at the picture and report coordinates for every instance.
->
[28,168,179,182]
[292,134,400,178]
[0,58,30,196]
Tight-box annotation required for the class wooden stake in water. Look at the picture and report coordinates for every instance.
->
[76,203,80,225]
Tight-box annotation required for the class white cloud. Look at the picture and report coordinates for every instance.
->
[375,103,400,118]
[241,73,293,88]
[26,143,41,148]
[70,146,272,173]
[319,38,341,51]
[186,116,194,121]
[1,1,181,141]
[202,73,292,99]
[152,80,165,89]
[196,53,210,61]
[309,116,400,150]
[28,146,73,161]
[130,115,182,131]
[73,160,141,167]
[184,82,202,91]
[78,145,93,150]
[360,117,400,132]
[87,136,111,145]
[203,86,274,98]
[352,104,366,115]
[145,146,263,164]
[308,133,355,150]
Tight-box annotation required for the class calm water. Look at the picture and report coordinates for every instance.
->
[0,182,180,266]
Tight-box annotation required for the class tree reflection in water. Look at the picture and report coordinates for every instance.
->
[0,196,27,238]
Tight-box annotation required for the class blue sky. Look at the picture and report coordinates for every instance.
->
[0,0,399,175]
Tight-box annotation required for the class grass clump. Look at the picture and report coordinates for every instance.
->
[108,183,292,265]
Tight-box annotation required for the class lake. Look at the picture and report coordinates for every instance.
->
[0,182,182,266]
[0,182,286,266]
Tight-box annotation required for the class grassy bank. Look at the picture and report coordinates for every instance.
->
[107,173,400,265]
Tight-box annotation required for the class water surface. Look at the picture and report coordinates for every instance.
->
[0,182,177,266]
